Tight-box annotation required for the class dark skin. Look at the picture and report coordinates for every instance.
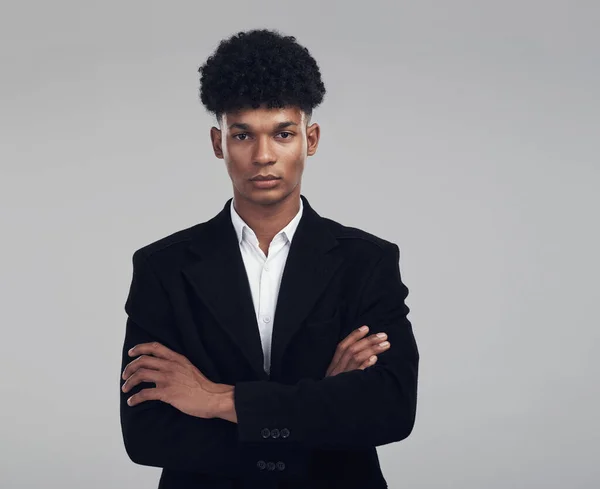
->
[211,104,320,255]
[121,104,391,421]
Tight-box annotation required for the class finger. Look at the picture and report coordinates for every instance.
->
[122,354,170,380]
[127,386,163,407]
[352,341,390,367]
[348,338,391,368]
[329,331,374,375]
[328,326,370,374]
[122,367,165,393]
[329,343,382,377]
[128,342,185,363]
[358,355,378,370]
[336,333,388,373]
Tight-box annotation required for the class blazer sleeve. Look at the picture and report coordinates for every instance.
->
[120,249,246,475]
[233,242,419,450]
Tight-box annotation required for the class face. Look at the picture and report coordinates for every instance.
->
[210,105,320,207]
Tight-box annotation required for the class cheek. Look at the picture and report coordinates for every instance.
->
[281,146,305,172]
[293,159,305,176]
[223,153,247,175]
[223,140,248,160]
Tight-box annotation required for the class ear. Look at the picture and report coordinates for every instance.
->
[210,126,224,159]
[306,122,320,156]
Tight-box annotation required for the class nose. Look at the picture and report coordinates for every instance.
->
[253,135,276,165]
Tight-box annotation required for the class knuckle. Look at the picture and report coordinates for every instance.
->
[354,353,367,364]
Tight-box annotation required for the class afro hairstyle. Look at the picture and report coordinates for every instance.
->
[198,28,326,124]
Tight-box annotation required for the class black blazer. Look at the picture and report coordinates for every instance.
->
[119,194,419,489]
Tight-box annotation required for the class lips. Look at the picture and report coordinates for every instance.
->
[251,175,281,181]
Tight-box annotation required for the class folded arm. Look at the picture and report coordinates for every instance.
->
[119,249,251,475]
[233,242,419,450]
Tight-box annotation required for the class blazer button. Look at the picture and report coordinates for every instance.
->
[256,460,266,470]
[261,428,271,438]
[281,428,290,438]
[271,428,280,439]
[266,461,276,471]
[276,461,286,471]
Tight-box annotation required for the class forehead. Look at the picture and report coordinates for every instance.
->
[221,105,305,129]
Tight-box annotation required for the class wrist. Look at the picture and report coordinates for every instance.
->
[211,385,236,422]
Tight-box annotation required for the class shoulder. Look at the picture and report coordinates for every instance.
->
[129,221,206,265]
[320,215,400,263]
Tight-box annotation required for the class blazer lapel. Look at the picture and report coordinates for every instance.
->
[181,194,344,380]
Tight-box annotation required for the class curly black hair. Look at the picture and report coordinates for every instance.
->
[198,28,326,124]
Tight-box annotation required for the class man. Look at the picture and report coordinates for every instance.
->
[119,28,419,489]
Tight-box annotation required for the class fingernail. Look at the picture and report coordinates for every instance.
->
[376,333,387,339]
[379,341,389,348]
[369,355,377,363]
[359,325,368,332]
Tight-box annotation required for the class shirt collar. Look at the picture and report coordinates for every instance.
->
[230,197,304,246]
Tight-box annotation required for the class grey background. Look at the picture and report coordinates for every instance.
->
[1,1,598,488]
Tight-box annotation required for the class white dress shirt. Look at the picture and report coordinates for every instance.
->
[230,197,304,375]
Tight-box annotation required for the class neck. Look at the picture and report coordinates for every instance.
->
[232,190,301,243]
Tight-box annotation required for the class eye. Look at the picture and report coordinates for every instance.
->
[278,132,293,139]
[233,133,249,141]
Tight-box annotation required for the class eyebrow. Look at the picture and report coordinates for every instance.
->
[228,121,299,131]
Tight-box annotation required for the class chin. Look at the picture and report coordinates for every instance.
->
[246,188,287,204]
[253,193,284,205]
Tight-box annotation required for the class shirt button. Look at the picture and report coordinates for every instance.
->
[271,428,280,439]
[276,461,286,471]
[261,428,271,438]
[257,460,266,470]
[264,264,270,271]
[263,316,271,323]
[267,461,276,471]
[281,428,290,438]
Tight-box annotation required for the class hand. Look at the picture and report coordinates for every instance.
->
[121,342,232,418]
[325,326,390,377]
